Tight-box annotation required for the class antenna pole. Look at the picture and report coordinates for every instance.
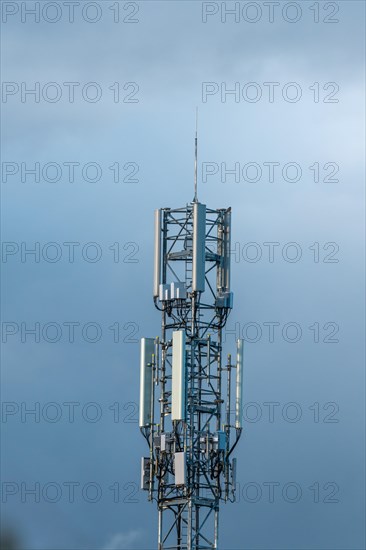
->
[194,107,198,202]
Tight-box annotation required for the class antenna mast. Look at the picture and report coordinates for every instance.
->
[194,107,198,202]
[139,124,243,550]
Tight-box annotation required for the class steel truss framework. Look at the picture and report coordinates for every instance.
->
[140,203,242,550]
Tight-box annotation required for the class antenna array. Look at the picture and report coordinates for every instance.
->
[139,131,243,550]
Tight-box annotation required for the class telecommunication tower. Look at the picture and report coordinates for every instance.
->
[139,119,243,549]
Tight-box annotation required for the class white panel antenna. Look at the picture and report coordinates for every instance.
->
[139,338,155,427]
[171,330,186,421]
[235,338,244,428]
[153,209,162,298]
[192,202,206,292]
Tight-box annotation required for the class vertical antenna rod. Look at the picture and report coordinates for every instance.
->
[194,107,198,202]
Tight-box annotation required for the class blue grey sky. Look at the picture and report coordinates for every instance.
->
[1,1,365,549]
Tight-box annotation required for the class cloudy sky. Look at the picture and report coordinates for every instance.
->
[1,1,365,549]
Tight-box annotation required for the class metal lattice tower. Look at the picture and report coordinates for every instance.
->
[139,130,243,550]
